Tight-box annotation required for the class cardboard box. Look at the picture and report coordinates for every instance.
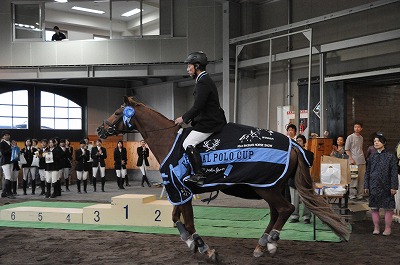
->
[320,155,350,184]
[348,203,370,222]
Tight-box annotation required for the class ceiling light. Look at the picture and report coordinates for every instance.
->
[121,8,142,17]
[55,0,68,3]
[72,6,105,14]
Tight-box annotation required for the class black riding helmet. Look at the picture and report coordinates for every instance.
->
[184,51,208,66]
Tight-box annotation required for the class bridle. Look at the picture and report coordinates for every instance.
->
[97,104,178,138]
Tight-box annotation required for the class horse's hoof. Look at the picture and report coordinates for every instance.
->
[206,249,218,263]
[267,242,277,256]
[253,244,265,258]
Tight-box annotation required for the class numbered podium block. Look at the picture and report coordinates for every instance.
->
[111,194,174,227]
[82,204,118,225]
[133,199,174,227]
[0,207,83,224]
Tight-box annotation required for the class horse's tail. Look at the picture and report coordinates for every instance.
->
[293,147,350,241]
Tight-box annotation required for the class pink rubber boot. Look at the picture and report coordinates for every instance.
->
[383,210,393,236]
[371,210,380,235]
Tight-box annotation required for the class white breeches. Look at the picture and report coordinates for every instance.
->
[139,164,147,176]
[45,171,59,183]
[1,164,12,181]
[11,169,19,182]
[59,168,70,180]
[76,171,88,181]
[93,166,105,178]
[38,169,46,181]
[23,167,36,181]
[182,130,212,150]
[116,168,127,178]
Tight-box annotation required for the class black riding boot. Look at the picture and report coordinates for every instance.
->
[101,178,105,192]
[83,180,87,193]
[117,177,121,189]
[141,175,151,187]
[125,176,130,186]
[31,180,36,195]
[119,178,125,189]
[57,180,62,196]
[12,181,17,195]
[93,177,97,192]
[50,183,57,198]
[77,179,81,193]
[65,178,70,191]
[45,182,51,198]
[40,181,45,195]
[4,180,15,199]
[22,179,27,195]
[185,145,206,185]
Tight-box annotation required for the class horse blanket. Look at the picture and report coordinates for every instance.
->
[160,123,312,205]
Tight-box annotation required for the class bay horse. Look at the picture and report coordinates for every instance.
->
[97,96,349,261]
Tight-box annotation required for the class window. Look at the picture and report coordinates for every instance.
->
[12,3,44,41]
[0,90,29,129]
[40,91,82,130]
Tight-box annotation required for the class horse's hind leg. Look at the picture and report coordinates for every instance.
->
[253,188,294,257]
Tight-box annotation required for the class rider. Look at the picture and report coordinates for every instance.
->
[174,51,227,184]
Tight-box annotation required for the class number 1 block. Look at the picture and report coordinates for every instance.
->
[0,207,83,224]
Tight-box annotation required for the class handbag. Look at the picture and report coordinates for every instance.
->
[31,155,40,167]
[19,153,27,165]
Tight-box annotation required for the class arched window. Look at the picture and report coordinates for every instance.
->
[0,90,29,129]
[40,91,82,130]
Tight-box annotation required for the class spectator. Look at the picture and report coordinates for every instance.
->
[51,26,66,41]
[345,121,366,200]
[364,135,398,236]
[289,135,312,224]
[330,136,348,159]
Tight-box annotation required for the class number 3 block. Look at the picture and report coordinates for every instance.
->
[0,207,83,224]
[82,204,118,225]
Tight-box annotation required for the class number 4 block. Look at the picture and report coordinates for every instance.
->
[0,207,83,224]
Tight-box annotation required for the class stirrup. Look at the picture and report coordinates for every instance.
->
[186,174,206,185]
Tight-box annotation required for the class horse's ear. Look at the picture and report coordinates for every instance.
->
[123,96,129,105]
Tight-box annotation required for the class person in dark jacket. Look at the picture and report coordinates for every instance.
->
[137,140,151,187]
[75,140,90,193]
[0,130,14,198]
[38,139,48,196]
[44,138,62,198]
[174,51,227,185]
[91,139,107,192]
[21,139,38,195]
[114,140,127,189]
[364,135,398,236]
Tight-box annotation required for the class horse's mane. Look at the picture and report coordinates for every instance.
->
[128,96,174,123]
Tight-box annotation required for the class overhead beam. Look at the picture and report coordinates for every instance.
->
[238,29,400,68]
[230,0,398,44]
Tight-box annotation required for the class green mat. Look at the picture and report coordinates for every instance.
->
[0,201,343,242]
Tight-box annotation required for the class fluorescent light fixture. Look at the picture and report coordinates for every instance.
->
[121,8,141,17]
[55,0,68,3]
[72,6,105,14]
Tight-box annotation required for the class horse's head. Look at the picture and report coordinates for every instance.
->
[97,96,139,139]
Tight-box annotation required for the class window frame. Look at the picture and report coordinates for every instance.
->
[0,82,87,141]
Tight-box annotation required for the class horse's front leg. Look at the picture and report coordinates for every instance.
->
[173,204,195,250]
[173,201,217,261]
